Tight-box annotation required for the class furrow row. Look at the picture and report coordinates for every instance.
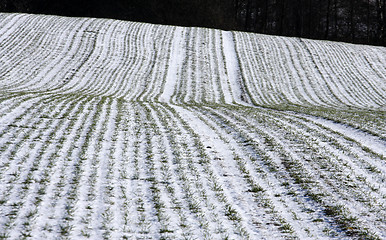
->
[204,105,385,239]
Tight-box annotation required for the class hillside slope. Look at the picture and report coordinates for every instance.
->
[0,13,385,239]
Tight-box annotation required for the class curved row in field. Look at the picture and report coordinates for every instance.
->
[0,13,385,239]
[0,98,384,239]
[1,13,385,110]
[233,32,386,110]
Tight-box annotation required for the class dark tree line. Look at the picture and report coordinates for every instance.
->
[0,0,235,28]
[235,0,386,45]
[0,0,385,46]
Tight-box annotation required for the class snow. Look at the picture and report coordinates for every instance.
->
[0,13,385,240]
[308,116,386,158]
[222,31,248,105]
[159,27,185,103]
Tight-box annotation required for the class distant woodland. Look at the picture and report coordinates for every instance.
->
[1,0,385,46]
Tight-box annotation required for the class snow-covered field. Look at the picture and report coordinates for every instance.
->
[0,13,385,239]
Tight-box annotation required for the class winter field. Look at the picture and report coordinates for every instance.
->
[0,13,385,239]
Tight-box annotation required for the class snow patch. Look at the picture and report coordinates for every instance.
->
[308,116,386,157]
[159,27,185,103]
